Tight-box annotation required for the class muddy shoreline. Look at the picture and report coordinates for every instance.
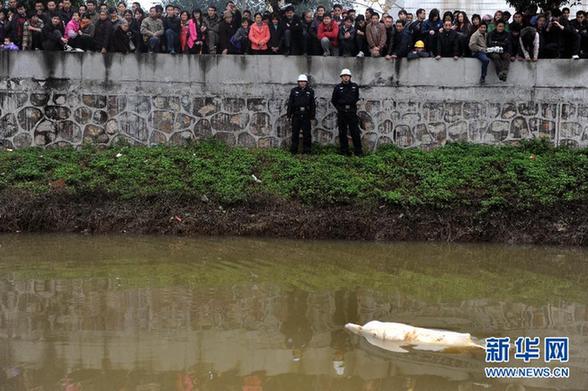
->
[1,192,586,245]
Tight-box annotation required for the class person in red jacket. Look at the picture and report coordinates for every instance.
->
[248,12,270,53]
[317,14,339,55]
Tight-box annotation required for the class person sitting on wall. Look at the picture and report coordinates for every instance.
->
[41,15,66,50]
[317,13,339,56]
[282,5,303,55]
[64,11,92,51]
[469,21,489,84]
[141,6,164,53]
[338,16,356,56]
[570,10,587,57]
[110,20,134,53]
[163,4,180,54]
[22,13,44,50]
[486,20,512,81]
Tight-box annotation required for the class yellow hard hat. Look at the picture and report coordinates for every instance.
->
[414,40,425,48]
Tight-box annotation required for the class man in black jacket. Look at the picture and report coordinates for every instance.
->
[301,11,314,55]
[163,4,180,54]
[42,0,60,25]
[93,10,113,53]
[386,20,411,60]
[435,20,460,59]
[408,8,426,45]
[331,69,362,156]
[7,4,27,48]
[487,21,512,81]
[570,11,587,57]
[382,15,395,55]
[287,74,316,154]
[338,16,356,56]
[41,15,65,50]
[218,11,238,54]
[282,6,303,55]
[59,0,75,25]
[110,20,133,53]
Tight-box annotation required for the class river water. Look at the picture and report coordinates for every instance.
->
[0,235,586,390]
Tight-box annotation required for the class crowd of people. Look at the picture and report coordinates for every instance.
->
[0,1,586,79]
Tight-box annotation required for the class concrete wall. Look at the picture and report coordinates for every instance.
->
[0,51,587,150]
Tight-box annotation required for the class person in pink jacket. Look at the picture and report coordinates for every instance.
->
[317,14,339,56]
[248,12,270,54]
[187,10,204,53]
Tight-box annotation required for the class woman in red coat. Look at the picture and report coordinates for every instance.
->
[248,12,270,54]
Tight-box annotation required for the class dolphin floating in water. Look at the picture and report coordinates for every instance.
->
[345,321,485,353]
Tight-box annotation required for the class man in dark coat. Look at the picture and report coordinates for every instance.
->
[435,20,460,59]
[282,6,303,55]
[110,21,133,53]
[163,4,180,53]
[218,11,238,54]
[93,10,113,53]
[42,0,60,25]
[570,11,587,57]
[7,4,27,48]
[382,15,395,56]
[386,20,411,59]
[338,16,356,56]
[41,15,65,50]
[59,0,75,25]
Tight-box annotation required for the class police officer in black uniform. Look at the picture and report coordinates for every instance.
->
[331,68,363,156]
[287,74,316,154]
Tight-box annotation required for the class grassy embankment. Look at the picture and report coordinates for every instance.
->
[0,139,587,243]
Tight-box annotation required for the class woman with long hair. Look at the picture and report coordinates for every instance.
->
[187,9,204,53]
[178,10,190,53]
[455,11,472,56]
[471,14,481,33]
[423,8,442,55]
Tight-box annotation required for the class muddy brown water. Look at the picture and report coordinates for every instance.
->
[0,235,587,390]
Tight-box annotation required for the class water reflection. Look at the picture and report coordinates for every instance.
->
[0,235,587,390]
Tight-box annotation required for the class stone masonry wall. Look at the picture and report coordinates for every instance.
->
[0,52,587,150]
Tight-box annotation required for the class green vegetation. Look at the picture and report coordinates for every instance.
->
[1,139,587,210]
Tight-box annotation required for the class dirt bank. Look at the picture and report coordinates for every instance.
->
[1,192,586,245]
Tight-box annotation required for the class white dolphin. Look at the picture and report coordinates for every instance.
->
[345,320,485,353]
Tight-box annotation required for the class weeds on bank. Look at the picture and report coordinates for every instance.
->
[0,139,587,209]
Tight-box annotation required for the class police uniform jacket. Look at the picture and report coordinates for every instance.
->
[331,82,359,112]
[287,87,316,118]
